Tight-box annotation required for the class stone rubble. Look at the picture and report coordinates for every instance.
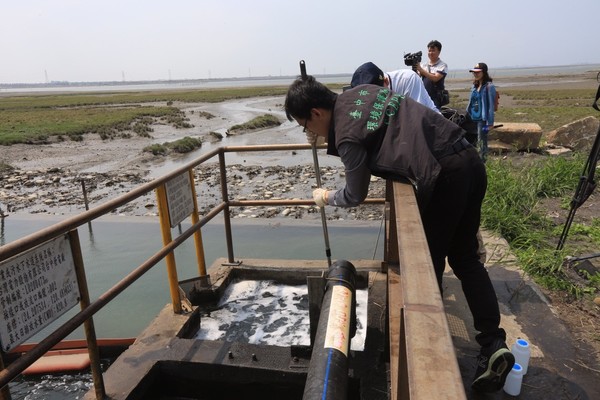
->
[0,164,386,221]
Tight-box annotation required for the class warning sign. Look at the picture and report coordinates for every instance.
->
[0,235,80,352]
[165,172,194,228]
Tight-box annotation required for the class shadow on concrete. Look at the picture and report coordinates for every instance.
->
[442,231,599,399]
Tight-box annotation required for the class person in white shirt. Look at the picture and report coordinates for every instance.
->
[351,62,439,112]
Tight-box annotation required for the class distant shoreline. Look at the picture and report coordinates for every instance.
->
[2,63,599,94]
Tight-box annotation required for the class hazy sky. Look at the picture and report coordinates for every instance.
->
[2,0,599,84]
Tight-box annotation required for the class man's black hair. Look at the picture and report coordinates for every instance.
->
[427,40,442,51]
[284,75,337,121]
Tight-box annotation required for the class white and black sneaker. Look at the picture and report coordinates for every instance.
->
[472,339,515,392]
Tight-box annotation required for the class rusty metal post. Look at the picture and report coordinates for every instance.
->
[68,230,105,400]
[0,356,11,400]
[155,184,183,314]
[188,169,207,278]
[81,179,90,211]
[218,150,235,263]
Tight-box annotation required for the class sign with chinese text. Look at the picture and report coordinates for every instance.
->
[165,172,194,228]
[0,235,80,352]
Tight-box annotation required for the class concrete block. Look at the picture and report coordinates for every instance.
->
[489,122,543,151]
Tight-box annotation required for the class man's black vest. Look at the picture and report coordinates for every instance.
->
[328,85,465,206]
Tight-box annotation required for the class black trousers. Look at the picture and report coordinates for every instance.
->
[420,147,506,347]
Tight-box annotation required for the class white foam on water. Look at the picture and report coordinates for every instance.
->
[10,373,92,399]
[195,280,368,351]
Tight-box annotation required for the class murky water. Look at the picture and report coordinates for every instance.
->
[9,373,92,400]
[195,280,368,351]
[1,214,382,399]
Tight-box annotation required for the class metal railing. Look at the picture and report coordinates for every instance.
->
[0,143,384,399]
[0,142,465,400]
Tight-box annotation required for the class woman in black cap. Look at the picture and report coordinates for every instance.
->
[466,62,497,162]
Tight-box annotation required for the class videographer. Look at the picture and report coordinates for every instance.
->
[416,40,448,110]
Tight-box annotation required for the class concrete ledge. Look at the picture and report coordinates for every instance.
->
[85,258,387,400]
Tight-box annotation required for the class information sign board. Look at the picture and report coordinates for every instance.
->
[165,172,194,228]
[0,235,80,352]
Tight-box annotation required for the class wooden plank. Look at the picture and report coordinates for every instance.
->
[387,266,402,400]
[403,309,466,399]
[391,181,466,400]
[385,180,399,266]
[393,183,442,307]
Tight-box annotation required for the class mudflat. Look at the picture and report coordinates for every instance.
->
[1,69,599,217]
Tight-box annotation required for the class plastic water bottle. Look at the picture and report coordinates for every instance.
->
[503,362,524,396]
[512,338,531,375]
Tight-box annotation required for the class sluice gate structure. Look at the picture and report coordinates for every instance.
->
[0,144,465,400]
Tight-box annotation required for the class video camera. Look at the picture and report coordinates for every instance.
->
[403,51,422,71]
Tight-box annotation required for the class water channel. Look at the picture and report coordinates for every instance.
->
[1,214,382,399]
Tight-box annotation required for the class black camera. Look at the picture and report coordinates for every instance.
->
[403,51,422,70]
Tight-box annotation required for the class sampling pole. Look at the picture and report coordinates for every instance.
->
[300,60,332,266]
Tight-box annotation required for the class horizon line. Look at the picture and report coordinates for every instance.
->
[2,62,599,88]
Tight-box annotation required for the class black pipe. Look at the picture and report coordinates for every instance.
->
[303,260,357,400]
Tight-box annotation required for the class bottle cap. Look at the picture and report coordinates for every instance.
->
[512,363,523,373]
[504,363,524,396]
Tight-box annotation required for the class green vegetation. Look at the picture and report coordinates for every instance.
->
[0,106,182,144]
[163,113,193,129]
[143,136,202,156]
[0,83,332,145]
[0,86,288,145]
[447,86,600,297]
[0,86,289,110]
[483,153,600,296]
[229,114,281,132]
[451,88,599,131]
[196,111,216,119]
